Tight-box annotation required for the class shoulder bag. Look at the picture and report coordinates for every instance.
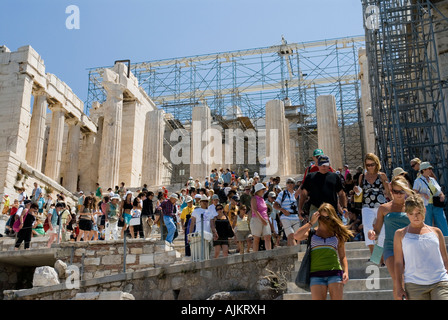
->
[420,177,445,208]
[295,228,315,291]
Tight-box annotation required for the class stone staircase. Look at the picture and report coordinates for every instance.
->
[283,240,394,300]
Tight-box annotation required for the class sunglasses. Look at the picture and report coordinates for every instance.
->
[391,189,406,195]
[319,215,330,220]
[365,163,376,167]
[216,207,223,211]
[411,163,417,168]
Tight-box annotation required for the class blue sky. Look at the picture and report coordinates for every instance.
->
[0,0,365,103]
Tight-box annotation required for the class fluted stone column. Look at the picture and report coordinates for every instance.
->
[44,103,66,182]
[142,109,165,186]
[64,118,81,192]
[0,73,33,160]
[265,100,291,176]
[316,95,343,169]
[359,48,376,155]
[98,83,124,190]
[26,90,48,171]
[190,105,212,180]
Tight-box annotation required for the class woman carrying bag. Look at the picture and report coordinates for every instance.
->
[412,162,448,236]
[294,203,353,300]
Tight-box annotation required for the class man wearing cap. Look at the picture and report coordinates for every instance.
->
[274,178,301,246]
[161,193,179,244]
[299,155,348,221]
[301,149,335,184]
[189,195,216,243]
[181,196,195,256]
[141,191,155,239]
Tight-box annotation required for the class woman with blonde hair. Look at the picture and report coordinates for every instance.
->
[367,176,412,296]
[355,153,391,254]
[394,194,448,300]
[294,203,353,300]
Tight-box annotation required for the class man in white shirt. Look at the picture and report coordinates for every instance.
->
[189,195,216,238]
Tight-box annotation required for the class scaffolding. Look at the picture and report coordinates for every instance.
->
[362,0,448,190]
[85,36,366,171]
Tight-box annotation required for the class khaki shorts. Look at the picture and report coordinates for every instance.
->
[250,217,271,237]
[280,215,301,236]
[405,281,448,300]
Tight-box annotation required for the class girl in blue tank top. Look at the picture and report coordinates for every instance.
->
[367,175,411,295]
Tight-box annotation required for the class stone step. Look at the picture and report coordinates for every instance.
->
[283,289,394,300]
[287,276,393,294]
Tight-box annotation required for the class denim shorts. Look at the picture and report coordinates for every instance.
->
[383,248,394,262]
[310,275,343,287]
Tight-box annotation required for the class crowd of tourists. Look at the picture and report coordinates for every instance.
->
[1,149,448,300]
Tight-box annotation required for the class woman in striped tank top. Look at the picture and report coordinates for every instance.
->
[294,203,353,300]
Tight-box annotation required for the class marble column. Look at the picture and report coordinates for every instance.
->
[265,100,291,176]
[190,105,212,180]
[359,48,376,155]
[119,100,148,187]
[142,109,165,186]
[98,83,124,190]
[316,95,343,169]
[64,118,81,192]
[44,103,66,182]
[26,90,48,171]
[0,73,33,160]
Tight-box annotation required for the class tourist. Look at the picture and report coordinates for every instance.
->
[412,162,448,236]
[240,186,252,214]
[15,202,38,250]
[17,187,28,205]
[120,192,134,239]
[129,197,142,239]
[98,195,109,239]
[106,195,120,240]
[299,155,348,223]
[77,191,85,213]
[77,196,95,241]
[394,194,448,300]
[2,193,10,215]
[212,204,234,258]
[274,178,300,246]
[141,191,154,239]
[46,202,65,247]
[294,203,353,300]
[31,182,42,204]
[234,205,251,254]
[299,149,335,189]
[181,196,195,256]
[189,195,216,253]
[224,195,239,229]
[392,167,412,188]
[118,182,126,199]
[367,176,411,296]
[32,215,46,237]
[250,183,272,252]
[266,191,281,247]
[37,193,45,216]
[5,199,19,236]
[161,193,179,244]
[355,153,390,254]
[95,183,103,199]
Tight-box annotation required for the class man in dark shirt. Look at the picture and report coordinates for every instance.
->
[299,155,348,222]
[141,191,154,239]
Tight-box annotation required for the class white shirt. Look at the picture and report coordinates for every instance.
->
[191,207,215,234]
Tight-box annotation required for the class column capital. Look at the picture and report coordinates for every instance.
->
[66,117,81,127]
[48,102,65,113]
[32,87,47,97]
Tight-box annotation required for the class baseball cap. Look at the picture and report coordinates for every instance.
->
[392,167,407,178]
[317,155,330,166]
[313,148,324,157]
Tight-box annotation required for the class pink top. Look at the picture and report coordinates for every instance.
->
[252,195,268,220]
